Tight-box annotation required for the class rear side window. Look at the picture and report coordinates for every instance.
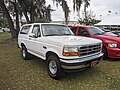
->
[78,28,90,37]
[20,25,31,34]
[71,27,77,35]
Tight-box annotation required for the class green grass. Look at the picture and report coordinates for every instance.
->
[0,33,120,90]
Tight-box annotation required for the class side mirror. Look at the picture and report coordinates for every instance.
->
[29,33,36,38]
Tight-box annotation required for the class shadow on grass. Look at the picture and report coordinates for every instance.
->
[61,67,99,80]
[26,56,47,70]
[27,56,101,81]
[103,57,120,62]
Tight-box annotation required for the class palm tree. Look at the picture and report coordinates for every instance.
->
[83,0,90,20]
[53,0,70,25]
[53,0,90,24]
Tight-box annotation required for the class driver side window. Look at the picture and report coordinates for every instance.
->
[32,25,41,37]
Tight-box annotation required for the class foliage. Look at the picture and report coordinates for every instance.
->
[0,8,8,27]
[53,0,70,25]
[0,0,17,38]
[53,0,90,25]
[78,10,101,25]
[0,0,53,38]
[18,0,53,23]
[73,0,90,12]
[0,0,91,37]
[34,5,53,23]
[78,18,101,26]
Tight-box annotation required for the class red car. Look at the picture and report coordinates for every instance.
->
[70,26,120,58]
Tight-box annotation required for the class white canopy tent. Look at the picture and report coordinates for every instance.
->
[95,16,120,30]
[96,16,120,25]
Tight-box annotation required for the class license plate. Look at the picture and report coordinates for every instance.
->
[91,60,97,67]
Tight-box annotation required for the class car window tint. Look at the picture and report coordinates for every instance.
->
[88,27,105,35]
[78,28,89,37]
[71,27,77,35]
[32,25,40,37]
[20,25,31,34]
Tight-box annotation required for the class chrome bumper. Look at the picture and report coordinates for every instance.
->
[60,53,103,70]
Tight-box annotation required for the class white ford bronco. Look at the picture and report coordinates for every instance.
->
[18,23,103,79]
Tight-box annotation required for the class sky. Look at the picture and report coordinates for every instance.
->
[45,0,120,21]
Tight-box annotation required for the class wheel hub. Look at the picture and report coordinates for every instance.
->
[49,61,57,75]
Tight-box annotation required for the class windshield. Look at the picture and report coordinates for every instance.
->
[41,24,74,36]
[105,32,117,36]
[112,31,120,35]
[88,27,105,35]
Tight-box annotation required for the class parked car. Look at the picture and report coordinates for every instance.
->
[112,31,120,36]
[2,28,10,32]
[100,28,111,32]
[0,27,4,32]
[0,27,10,33]
[0,29,3,32]
[18,23,103,79]
[70,26,120,58]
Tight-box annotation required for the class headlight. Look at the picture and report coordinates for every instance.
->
[108,43,117,48]
[63,45,79,56]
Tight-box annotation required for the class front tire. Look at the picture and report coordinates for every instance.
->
[21,46,30,60]
[47,55,63,79]
[103,47,108,59]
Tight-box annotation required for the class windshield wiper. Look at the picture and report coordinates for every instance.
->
[44,34,61,36]
[94,32,105,35]
[62,34,74,36]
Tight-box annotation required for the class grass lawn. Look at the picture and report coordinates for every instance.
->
[0,33,120,90]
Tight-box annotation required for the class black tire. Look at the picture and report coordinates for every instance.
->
[47,55,64,79]
[103,47,108,59]
[21,45,31,60]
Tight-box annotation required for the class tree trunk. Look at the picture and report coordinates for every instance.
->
[84,4,87,20]
[15,5,20,36]
[30,0,34,23]
[0,1,17,38]
[23,9,30,23]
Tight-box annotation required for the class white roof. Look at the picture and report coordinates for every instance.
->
[96,16,120,25]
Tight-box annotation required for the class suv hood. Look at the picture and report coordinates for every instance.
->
[42,36,102,47]
[94,34,120,42]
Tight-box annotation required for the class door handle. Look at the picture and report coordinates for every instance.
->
[29,38,32,40]
[43,46,47,49]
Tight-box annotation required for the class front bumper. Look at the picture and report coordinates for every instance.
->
[60,53,103,71]
[107,47,120,58]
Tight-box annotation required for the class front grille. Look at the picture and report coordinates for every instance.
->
[79,44,101,56]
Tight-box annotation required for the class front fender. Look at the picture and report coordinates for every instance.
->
[45,47,63,59]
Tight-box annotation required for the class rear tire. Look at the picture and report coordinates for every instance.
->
[21,45,31,60]
[47,55,64,79]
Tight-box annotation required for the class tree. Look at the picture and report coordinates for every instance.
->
[7,0,20,35]
[18,0,51,23]
[0,0,53,38]
[53,0,90,25]
[32,0,52,23]
[78,10,101,25]
[53,0,70,25]
[0,8,8,27]
[83,0,90,19]
[0,0,17,38]
[18,0,31,23]
[34,5,54,23]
